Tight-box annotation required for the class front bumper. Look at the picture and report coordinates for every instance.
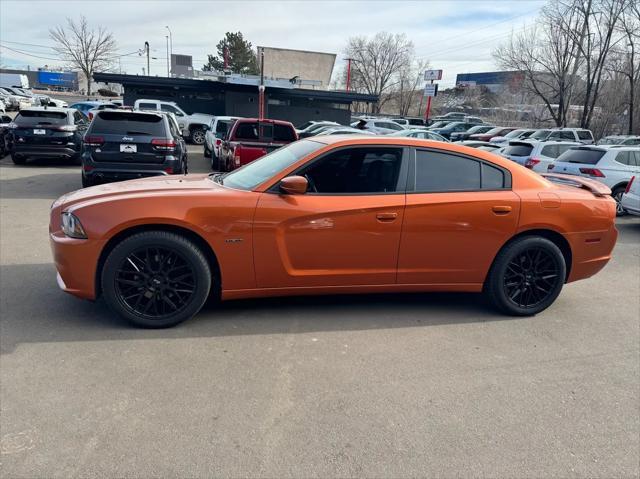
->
[50,230,104,300]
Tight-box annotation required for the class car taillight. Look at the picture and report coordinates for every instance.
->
[626,176,635,193]
[579,168,605,177]
[215,139,221,146]
[164,167,173,174]
[55,125,77,132]
[525,158,540,169]
[83,164,93,172]
[233,145,241,166]
[151,138,176,150]
[88,112,94,120]
[83,135,104,146]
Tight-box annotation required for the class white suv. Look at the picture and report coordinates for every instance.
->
[501,140,580,172]
[529,128,594,144]
[204,116,239,169]
[134,99,214,145]
[353,118,404,135]
[549,146,640,215]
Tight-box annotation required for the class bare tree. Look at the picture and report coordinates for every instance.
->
[396,59,430,117]
[49,16,117,95]
[493,4,585,127]
[344,32,414,113]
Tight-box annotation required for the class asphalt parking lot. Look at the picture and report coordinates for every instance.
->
[1,145,639,478]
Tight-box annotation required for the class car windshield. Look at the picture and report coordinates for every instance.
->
[530,130,551,140]
[504,129,524,138]
[219,140,325,191]
[14,110,67,126]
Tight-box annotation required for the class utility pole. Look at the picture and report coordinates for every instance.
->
[258,47,265,120]
[165,26,173,76]
[346,58,352,92]
[145,41,150,76]
[165,36,170,77]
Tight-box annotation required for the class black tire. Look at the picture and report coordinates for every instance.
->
[102,231,212,328]
[204,144,211,158]
[190,127,205,145]
[11,154,26,165]
[81,174,96,188]
[612,186,627,217]
[485,236,566,316]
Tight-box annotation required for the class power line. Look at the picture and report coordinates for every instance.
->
[0,44,60,61]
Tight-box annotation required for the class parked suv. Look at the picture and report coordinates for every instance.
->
[501,140,580,172]
[81,110,187,187]
[353,118,404,135]
[450,124,494,142]
[549,146,640,215]
[8,107,88,165]
[204,116,239,169]
[430,122,480,140]
[598,135,640,146]
[531,128,594,144]
[219,118,298,171]
[134,99,213,145]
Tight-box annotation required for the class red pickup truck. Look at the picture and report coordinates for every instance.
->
[218,118,298,171]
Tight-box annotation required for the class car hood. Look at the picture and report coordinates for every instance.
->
[189,113,214,123]
[54,174,217,210]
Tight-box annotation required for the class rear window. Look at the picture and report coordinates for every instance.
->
[577,130,593,140]
[15,110,68,126]
[557,148,605,164]
[503,144,533,156]
[274,124,296,142]
[91,111,166,135]
[235,122,258,140]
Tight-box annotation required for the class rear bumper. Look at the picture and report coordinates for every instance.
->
[566,225,618,283]
[82,155,183,181]
[12,145,79,159]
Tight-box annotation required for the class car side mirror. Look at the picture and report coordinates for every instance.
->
[279,176,308,195]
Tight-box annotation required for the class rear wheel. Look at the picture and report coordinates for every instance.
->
[612,186,627,216]
[102,231,212,328]
[11,154,26,165]
[485,236,565,316]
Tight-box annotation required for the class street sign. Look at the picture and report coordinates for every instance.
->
[424,69,443,81]
[424,83,438,97]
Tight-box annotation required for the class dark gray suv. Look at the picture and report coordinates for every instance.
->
[81,110,187,187]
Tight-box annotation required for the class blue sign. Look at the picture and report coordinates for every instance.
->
[37,71,76,87]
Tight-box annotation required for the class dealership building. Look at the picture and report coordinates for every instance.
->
[93,72,376,126]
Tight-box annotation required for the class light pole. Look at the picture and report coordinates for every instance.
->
[165,35,170,77]
[165,26,173,77]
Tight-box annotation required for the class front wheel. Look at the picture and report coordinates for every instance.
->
[190,128,205,145]
[101,231,212,328]
[11,154,26,165]
[485,236,566,316]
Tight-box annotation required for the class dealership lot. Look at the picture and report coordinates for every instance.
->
[1,147,639,477]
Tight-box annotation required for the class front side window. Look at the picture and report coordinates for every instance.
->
[221,140,324,191]
[300,147,403,194]
[161,104,183,116]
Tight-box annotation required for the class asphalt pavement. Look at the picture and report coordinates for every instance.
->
[1,145,639,478]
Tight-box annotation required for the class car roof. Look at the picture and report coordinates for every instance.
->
[18,106,69,113]
[234,117,293,126]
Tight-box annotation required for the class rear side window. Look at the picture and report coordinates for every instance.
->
[557,148,605,164]
[137,102,156,110]
[91,111,165,135]
[415,150,507,192]
[235,122,258,140]
[550,131,575,140]
[614,151,633,166]
[540,145,558,157]
[274,124,296,142]
[15,110,68,126]
[503,144,533,156]
[577,130,593,140]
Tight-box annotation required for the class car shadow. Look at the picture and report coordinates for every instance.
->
[0,263,515,354]
[0,172,80,199]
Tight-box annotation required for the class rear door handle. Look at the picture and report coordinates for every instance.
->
[376,212,398,222]
[492,205,512,215]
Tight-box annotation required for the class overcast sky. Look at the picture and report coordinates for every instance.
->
[0,0,544,87]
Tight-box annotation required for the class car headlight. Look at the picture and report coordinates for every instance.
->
[61,211,87,239]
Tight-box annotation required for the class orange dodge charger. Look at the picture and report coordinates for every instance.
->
[50,137,618,327]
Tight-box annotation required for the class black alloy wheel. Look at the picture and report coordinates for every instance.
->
[503,247,561,309]
[485,236,566,316]
[102,231,212,327]
[612,187,627,216]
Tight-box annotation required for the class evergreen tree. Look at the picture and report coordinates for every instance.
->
[202,32,259,74]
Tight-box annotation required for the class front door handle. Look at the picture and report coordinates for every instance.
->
[492,205,512,215]
[376,212,398,222]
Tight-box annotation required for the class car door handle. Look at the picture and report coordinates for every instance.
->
[376,212,398,222]
[492,205,512,215]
